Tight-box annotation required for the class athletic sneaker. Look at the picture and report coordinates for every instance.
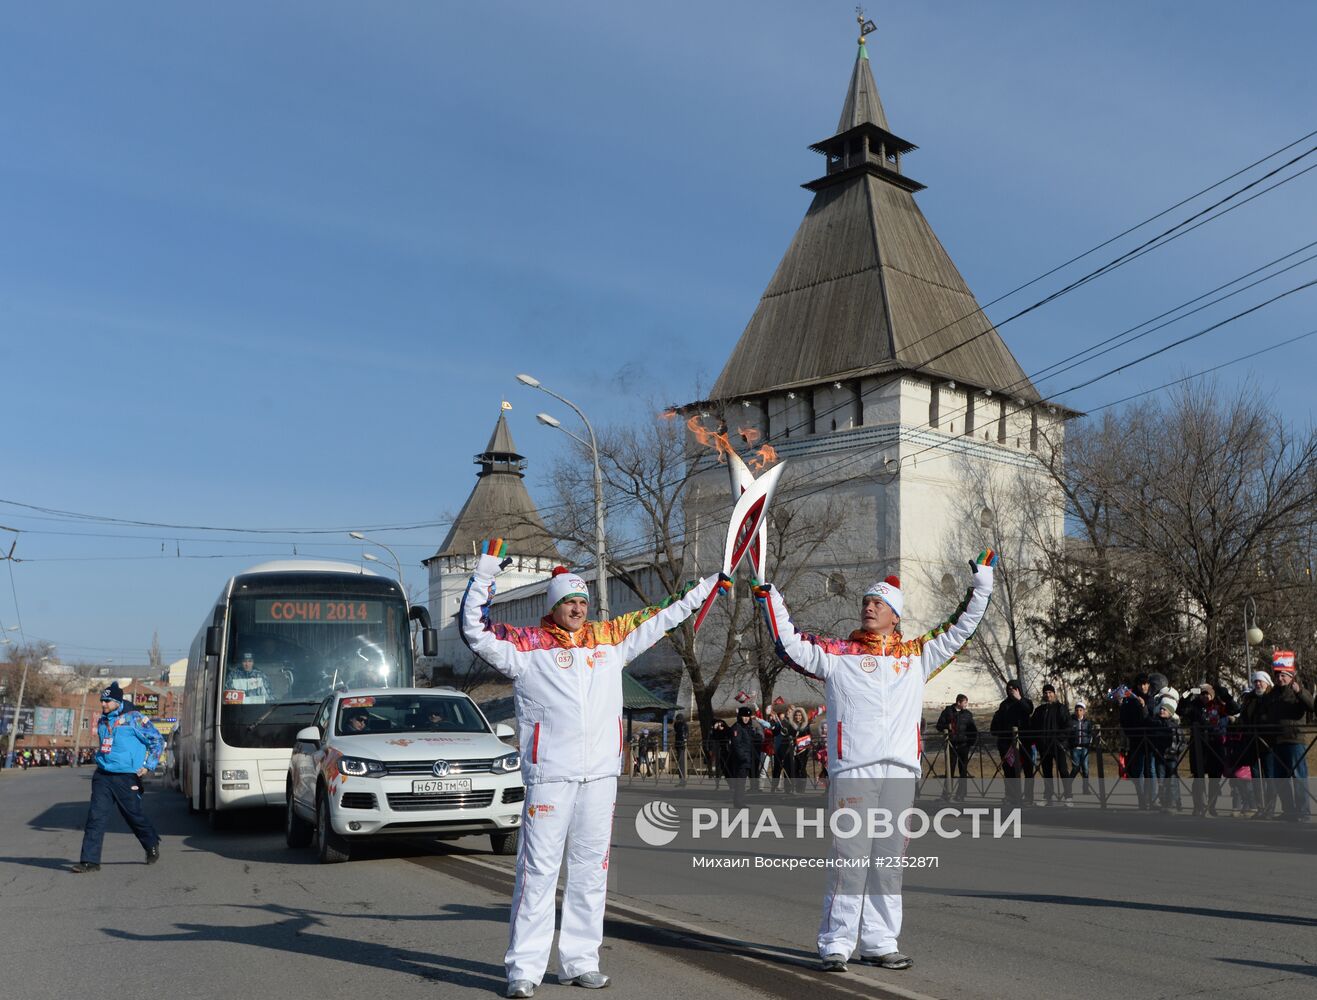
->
[505,981,535,998]
[820,954,848,972]
[562,971,610,989]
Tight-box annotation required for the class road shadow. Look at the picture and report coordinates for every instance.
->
[910,889,1317,928]
[102,901,506,990]
[1219,957,1317,978]
[0,854,91,871]
[25,786,486,868]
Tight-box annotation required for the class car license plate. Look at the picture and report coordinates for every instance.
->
[411,778,472,794]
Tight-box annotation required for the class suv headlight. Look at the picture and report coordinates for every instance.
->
[338,757,385,777]
[492,752,520,773]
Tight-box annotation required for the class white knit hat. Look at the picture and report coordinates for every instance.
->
[862,575,903,618]
[1251,670,1273,688]
[547,566,589,609]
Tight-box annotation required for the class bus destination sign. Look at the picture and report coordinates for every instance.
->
[254,600,384,624]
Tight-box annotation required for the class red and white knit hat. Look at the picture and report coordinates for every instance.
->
[547,566,589,608]
[863,575,903,618]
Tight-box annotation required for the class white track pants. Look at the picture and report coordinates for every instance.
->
[817,762,917,959]
[506,776,616,983]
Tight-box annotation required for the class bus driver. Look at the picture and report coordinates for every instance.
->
[223,651,274,705]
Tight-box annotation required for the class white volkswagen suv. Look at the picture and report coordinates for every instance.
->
[285,687,523,863]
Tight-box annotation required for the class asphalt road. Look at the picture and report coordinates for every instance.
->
[1,768,1313,1000]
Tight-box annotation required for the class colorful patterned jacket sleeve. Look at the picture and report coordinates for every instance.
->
[753,584,835,680]
[128,712,166,771]
[459,553,533,680]
[603,575,717,664]
[919,553,995,681]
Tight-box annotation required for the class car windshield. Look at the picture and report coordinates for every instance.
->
[335,695,489,737]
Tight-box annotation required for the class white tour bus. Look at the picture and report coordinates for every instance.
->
[177,560,437,824]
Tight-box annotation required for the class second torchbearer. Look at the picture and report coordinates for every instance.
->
[753,550,997,972]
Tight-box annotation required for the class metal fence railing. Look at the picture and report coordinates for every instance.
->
[623,725,1315,816]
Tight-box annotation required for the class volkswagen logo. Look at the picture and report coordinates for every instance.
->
[431,760,452,777]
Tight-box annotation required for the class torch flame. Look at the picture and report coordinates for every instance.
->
[747,444,778,472]
[687,416,780,470]
[686,415,735,464]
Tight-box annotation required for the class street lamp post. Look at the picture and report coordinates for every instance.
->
[348,531,404,584]
[519,373,609,620]
[1242,597,1264,676]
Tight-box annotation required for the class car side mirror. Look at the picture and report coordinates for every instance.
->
[495,723,514,741]
[295,726,321,746]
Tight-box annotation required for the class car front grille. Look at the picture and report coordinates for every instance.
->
[502,786,525,804]
[340,793,377,810]
[383,758,497,776]
[386,790,497,812]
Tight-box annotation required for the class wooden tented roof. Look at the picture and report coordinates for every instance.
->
[709,38,1039,404]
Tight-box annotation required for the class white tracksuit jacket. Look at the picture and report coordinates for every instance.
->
[460,555,717,784]
[756,564,994,777]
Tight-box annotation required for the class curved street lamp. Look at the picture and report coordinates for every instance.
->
[518,374,610,620]
[348,531,403,584]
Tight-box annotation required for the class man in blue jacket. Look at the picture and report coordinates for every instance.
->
[71,683,165,873]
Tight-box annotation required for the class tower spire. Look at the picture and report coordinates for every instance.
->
[838,7,889,134]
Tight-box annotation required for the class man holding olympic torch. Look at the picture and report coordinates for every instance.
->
[461,537,726,998]
[752,551,997,972]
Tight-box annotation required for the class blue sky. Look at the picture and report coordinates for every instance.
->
[2,1,1315,664]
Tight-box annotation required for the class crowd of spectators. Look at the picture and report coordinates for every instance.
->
[1113,659,1313,820]
[619,657,1311,822]
[3,747,94,768]
[977,656,1312,820]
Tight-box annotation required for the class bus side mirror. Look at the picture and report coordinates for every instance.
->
[205,626,222,658]
[409,605,438,658]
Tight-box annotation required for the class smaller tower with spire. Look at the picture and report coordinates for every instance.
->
[423,410,562,671]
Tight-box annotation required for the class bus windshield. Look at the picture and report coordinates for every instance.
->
[221,591,411,748]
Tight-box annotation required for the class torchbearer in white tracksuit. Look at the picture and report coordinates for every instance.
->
[461,538,725,998]
[753,549,997,973]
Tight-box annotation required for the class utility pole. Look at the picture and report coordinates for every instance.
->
[4,658,29,763]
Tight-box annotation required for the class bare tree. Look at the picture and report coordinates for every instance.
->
[1,643,59,742]
[532,410,847,741]
[1033,381,1317,694]
[927,457,1062,697]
